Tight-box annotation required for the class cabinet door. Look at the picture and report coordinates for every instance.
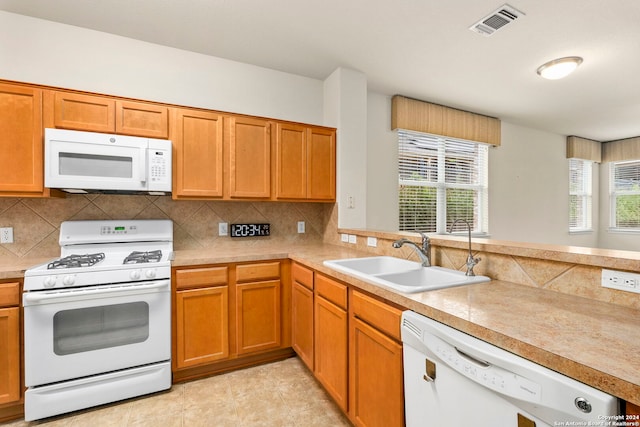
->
[236,280,281,354]
[291,281,314,370]
[53,91,115,132]
[115,100,169,138]
[307,126,336,200]
[350,317,404,427]
[0,83,44,194]
[315,295,348,412]
[275,123,307,199]
[175,286,229,368]
[171,108,224,198]
[228,116,272,198]
[0,307,20,405]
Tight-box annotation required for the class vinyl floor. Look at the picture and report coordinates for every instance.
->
[2,357,352,427]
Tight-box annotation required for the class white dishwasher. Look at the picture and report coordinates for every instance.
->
[401,311,620,427]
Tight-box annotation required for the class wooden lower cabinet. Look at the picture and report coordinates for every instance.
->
[350,317,404,427]
[175,286,229,368]
[291,262,314,370]
[0,307,20,406]
[0,281,22,423]
[314,274,348,412]
[173,261,289,382]
[174,267,230,369]
[349,290,405,427]
[236,280,281,354]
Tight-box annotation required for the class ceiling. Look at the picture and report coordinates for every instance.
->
[2,0,640,141]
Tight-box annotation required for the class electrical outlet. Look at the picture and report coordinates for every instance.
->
[0,227,13,244]
[218,222,228,236]
[602,269,640,294]
[348,235,357,244]
[297,221,305,233]
[367,237,377,247]
[341,233,349,242]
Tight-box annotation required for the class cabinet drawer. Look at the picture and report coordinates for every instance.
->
[352,290,402,341]
[315,274,347,310]
[292,262,313,290]
[175,267,228,290]
[236,262,280,283]
[0,282,19,307]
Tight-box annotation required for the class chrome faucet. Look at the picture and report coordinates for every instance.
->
[392,231,431,267]
[448,219,480,276]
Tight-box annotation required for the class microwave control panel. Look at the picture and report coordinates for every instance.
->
[150,151,169,184]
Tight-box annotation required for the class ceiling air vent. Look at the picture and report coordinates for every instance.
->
[469,4,525,37]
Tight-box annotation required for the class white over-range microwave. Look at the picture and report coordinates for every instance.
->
[45,128,172,195]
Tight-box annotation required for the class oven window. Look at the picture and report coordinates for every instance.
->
[59,152,133,178]
[53,302,149,355]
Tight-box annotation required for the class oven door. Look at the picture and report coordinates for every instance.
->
[24,280,170,387]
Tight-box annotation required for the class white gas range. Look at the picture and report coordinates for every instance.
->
[23,219,174,421]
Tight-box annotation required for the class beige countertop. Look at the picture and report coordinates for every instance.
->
[6,242,640,406]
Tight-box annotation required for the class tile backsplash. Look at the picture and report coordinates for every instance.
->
[0,195,333,260]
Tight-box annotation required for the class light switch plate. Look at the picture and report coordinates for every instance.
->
[297,221,305,233]
[218,222,228,236]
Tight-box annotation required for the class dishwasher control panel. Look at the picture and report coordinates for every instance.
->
[431,335,542,403]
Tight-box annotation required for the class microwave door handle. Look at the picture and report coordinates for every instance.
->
[139,146,148,183]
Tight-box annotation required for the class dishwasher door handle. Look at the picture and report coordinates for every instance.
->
[423,358,437,382]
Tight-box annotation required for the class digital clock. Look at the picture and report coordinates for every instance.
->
[230,223,270,238]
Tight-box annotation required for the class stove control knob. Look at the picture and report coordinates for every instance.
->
[62,275,75,286]
[145,269,157,279]
[130,270,141,280]
[43,276,56,288]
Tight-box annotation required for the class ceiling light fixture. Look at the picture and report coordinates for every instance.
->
[536,56,583,80]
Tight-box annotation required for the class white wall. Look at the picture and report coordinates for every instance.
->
[366,93,398,230]
[0,11,324,125]
[488,122,599,247]
[324,68,368,229]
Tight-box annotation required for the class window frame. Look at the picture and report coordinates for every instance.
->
[609,159,640,232]
[568,158,593,233]
[397,129,489,235]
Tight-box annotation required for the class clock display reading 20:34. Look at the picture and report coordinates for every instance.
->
[230,223,271,238]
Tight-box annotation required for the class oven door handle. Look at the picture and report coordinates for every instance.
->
[23,281,170,305]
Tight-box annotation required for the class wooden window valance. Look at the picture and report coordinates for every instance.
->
[602,137,640,163]
[391,95,501,146]
[566,136,602,163]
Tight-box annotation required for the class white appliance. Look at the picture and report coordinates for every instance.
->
[23,220,174,421]
[401,310,619,427]
[45,128,172,194]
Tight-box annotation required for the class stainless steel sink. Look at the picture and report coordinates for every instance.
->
[323,256,490,293]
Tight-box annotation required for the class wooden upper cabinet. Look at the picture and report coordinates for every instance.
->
[52,91,115,133]
[276,123,307,199]
[227,116,272,199]
[115,100,169,138]
[51,92,169,138]
[276,123,336,201]
[307,126,336,200]
[0,83,44,195]
[171,108,224,199]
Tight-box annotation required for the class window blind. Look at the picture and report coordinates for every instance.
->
[398,129,488,234]
[568,158,593,232]
[610,160,640,229]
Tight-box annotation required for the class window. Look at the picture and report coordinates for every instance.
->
[568,158,593,232]
[398,129,489,234]
[610,160,640,230]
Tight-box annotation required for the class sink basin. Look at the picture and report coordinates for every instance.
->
[323,256,490,293]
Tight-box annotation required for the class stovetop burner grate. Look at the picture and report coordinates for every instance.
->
[123,250,163,264]
[47,253,106,269]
